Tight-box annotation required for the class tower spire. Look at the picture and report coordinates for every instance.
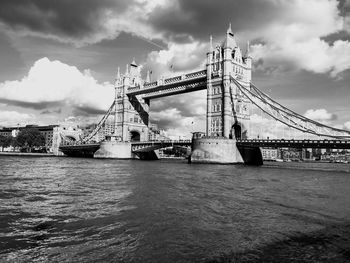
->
[245,41,251,58]
[125,64,129,75]
[227,22,233,36]
[223,23,236,48]
[146,70,150,83]
[209,35,213,52]
[131,57,136,66]
[117,67,120,79]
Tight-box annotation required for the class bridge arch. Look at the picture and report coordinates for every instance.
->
[130,130,141,142]
[230,122,247,140]
[64,135,77,141]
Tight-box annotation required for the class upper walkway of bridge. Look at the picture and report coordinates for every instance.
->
[126,70,207,99]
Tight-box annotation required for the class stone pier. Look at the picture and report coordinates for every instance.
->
[190,137,244,164]
[94,140,132,159]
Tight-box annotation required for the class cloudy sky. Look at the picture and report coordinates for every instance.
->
[0,0,350,138]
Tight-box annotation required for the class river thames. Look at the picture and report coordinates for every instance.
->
[0,156,350,262]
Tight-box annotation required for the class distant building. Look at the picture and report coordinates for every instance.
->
[0,124,84,154]
[52,124,83,155]
[0,124,58,151]
[0,127,15,137]
[149,123,169,141]
[278,147,302,161]
[261,147,278,161]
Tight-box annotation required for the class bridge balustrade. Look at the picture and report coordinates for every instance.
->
[144,81,158,89]
[185,70,206,79]
[127,86,141,92]
[164,76,182,84]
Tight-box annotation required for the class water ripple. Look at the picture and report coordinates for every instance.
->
[0,157,350,262]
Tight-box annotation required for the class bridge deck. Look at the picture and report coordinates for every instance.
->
[131,140,191,152]
[59,143,101,157]
[58,139,350,158]
[237,139,350,149]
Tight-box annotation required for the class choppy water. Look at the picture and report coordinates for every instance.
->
[0,156,350,262]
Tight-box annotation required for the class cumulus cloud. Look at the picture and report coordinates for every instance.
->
[150,0,350,77]
[0,0,167,46]
[2,0,350,77]
[249,113,282,139]
[247,0,350,77]
[343,121,350,130]
[304,109,337,122]
[150,92,206,139]
[144,41,207,78]
[0,111,35,126]
[249,113,327,139]
[0,57,114,112]
[343,0,350,32]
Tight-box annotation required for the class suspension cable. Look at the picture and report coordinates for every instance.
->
[230,77,350,139]
[81,101,116,143]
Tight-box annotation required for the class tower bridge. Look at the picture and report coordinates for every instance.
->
[59,25,350,164]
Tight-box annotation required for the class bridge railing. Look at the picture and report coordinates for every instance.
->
[127,85,141,92]
[131,140,192,145]
[185,70,206,79]
[144,81,158,89]
[164,76,182,84]
[237,139,350,143]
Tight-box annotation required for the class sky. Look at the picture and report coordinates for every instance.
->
[0,0,350,138]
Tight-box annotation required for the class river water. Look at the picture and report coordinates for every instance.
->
[0,156,350,262]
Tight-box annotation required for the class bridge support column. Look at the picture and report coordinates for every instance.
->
[190,138,244,164]
[190,137,263,165]
[134,150,160,160]
[223,80,231,138]
[94,140,132,159]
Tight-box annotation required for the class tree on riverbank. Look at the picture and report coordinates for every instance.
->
[13,128,45,152]
[0,135,12,151]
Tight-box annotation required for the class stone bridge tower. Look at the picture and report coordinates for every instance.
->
[206,24,252,139]
[114,60,149,142]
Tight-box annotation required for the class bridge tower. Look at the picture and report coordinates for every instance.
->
[206,24,252,139]
[114,60,149,142]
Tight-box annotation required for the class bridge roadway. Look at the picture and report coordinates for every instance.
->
[59,138,350,158]
[132,138,350,151]
[131,140,191,152]
[237,139,350,149]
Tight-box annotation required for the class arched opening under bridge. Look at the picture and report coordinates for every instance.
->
[231,123,242,140]
[64,135,77,141]
[130,131,140,142]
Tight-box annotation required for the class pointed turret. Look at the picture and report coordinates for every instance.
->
[131,57,137,67]
[146,70,151,83]
[117,67,120,79]
[209,35,213,52]
[227,23,233,36]
[115,67,121,86]
[125,64,129,75]
[244,41,251,58]
[223,23,237,49]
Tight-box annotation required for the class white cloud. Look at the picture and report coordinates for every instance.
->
[0,111,35,126]
[1,0,171,47]
[249,0,350,77]
[344,121,350,130]
[144,41,207,79]
[304,109,337,122]
[249,112,340,139]
[0,57,114,111]
[151,107,205,139]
